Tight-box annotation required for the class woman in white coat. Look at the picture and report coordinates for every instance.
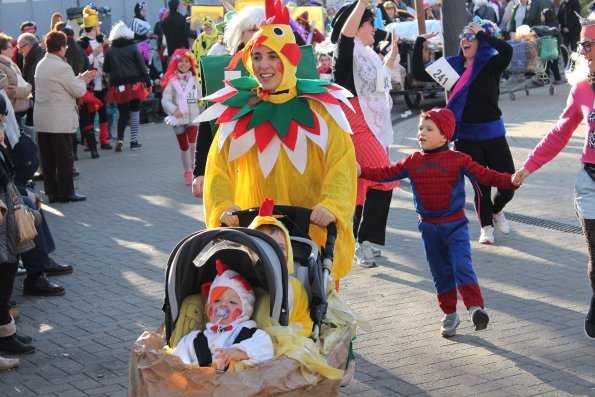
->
[33,31,94,203]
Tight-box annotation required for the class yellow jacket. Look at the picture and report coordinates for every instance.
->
[204,99,357,280]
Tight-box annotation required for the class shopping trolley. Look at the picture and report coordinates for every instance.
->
[503,36,559,100]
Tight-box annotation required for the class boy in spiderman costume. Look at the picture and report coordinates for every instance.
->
[358,107,519,337]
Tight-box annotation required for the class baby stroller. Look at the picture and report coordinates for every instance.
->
[129,206,356,397]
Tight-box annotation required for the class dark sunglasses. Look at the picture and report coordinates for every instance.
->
[578,40,595,52]
[459,33,476,41]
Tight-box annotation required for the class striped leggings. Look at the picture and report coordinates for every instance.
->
[117,100,141,143]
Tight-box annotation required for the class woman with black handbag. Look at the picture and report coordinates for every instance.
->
[0,94,35,365]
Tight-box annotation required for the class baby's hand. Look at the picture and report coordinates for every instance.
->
[174,111,184,118]
[214,348,248,369]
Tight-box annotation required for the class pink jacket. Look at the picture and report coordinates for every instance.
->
[524,80,595,172]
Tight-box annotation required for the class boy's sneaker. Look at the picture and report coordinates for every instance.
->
[115,140,123,152]
[130,141,143,149]
[354,243,376,268]
[361,240,381,258]
[492,211,510,234]
[470,306,489,331]
[479,226,495,244]
[440,313,460,337]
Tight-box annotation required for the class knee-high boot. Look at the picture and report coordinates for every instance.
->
[84,130,99,159]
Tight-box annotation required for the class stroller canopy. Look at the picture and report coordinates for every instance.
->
[163,228,289,342]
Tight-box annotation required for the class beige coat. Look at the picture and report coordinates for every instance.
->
[33,53,86,133]
[0,55,32,113]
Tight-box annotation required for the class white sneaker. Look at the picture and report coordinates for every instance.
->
[354,243,376,268]
[492,211,510,234]
[440,313,460,337]
[479,226,495,244]
[361,240,381,258]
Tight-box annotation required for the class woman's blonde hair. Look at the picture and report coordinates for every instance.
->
[566,12,595,86]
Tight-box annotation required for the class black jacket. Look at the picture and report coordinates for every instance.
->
[103,38,150,87]
[557,0,581,37]
[23,44,45,95]
[162,11,188,56]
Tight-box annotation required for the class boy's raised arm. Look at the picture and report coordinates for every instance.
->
[360,161,407,183]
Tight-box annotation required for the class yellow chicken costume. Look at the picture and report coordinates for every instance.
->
[196,0,357,281]
[248,198,313,337]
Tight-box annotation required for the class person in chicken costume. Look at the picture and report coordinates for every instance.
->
[248,198,313,336]
[197,0,357,286]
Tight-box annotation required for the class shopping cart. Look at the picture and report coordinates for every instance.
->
[391,39,445,110]
[503,36,559,100]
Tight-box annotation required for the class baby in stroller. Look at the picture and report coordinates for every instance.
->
[172,259,274,369]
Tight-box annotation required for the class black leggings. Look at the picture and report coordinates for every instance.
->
[353,189,393,245]
[0,262,18,326]
[455,136,516,227]
[578,217,595,295]
[117,100,141,140]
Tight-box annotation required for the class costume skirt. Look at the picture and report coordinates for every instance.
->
[105,82,149,104]
[575,165,595,219]
[341,97,398,206]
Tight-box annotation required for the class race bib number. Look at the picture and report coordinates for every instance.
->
[425,57,460,91]
[187,88,197,104]
[224,70,242,80]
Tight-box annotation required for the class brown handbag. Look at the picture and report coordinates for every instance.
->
[11,184,37,244]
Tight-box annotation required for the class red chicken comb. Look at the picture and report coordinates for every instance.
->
[259,198,275,216]
[265,0,289,25]
[216,259,230,275]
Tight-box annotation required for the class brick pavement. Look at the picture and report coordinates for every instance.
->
[0,83,594,396]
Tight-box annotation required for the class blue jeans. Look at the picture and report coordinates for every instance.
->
[20,194,55,276]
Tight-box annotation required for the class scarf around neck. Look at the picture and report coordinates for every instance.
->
[444,37,495,139]
[171,72,196,116]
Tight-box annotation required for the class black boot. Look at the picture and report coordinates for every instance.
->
[0,334,35,354]
[586,295,595,339]
[85,131,100,159]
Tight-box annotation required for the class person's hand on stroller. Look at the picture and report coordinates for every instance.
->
[219,205,241,227]
[214,347,248,369]
[310,206,336,227]
[192,175,205,198]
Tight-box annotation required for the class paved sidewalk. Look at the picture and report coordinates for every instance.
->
[0,83,594,396]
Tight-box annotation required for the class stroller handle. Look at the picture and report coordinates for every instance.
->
[228,205,337,261]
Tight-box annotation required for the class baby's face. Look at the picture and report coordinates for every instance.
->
[206,288,243,325]
[260,228,287,259]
